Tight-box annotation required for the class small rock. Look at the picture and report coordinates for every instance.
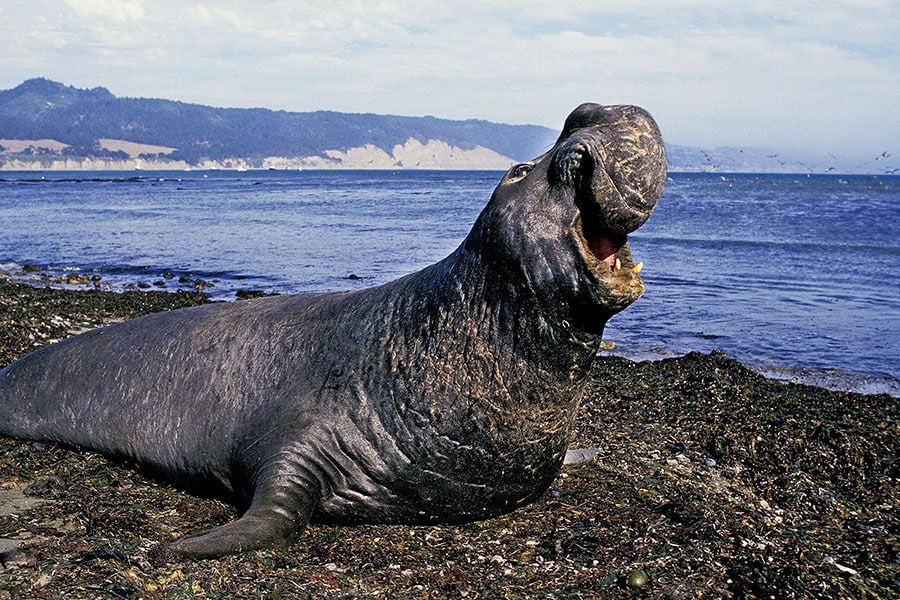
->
[564,448,600,465]
[625,569,649,588]
[704,458,717,467]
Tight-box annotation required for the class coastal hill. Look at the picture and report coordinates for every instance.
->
[0,78,554,170]
[0,78,881,172]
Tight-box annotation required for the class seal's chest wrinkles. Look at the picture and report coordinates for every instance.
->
[316,451,560,525]
[306,388,567,525]
[305,324,582,522]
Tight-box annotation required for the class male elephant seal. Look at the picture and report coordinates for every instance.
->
[0,103,666,559]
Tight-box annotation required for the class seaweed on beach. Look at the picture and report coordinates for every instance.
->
[0,280,896,599]
[0,280,210,367]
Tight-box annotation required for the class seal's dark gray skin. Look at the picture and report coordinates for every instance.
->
[0,103,666,559]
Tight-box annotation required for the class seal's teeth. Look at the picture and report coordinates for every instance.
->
[632,262,644,274]
[614,258,622,271]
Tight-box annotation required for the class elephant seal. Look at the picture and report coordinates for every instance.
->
[0,103,666,559]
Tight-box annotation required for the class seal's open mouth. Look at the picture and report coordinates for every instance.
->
[569,154,644,279]
[575,215,642,277]
[546,103,665,300]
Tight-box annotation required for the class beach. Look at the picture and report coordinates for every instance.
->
[0,280,896,598]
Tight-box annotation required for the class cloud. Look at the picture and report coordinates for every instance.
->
[64,0,146,23]
[0,0,897,160]
[187,5,247,30]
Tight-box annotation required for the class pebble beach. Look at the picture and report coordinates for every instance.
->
[0,279,897,598]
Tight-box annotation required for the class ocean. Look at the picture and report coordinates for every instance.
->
[1,170,897,396]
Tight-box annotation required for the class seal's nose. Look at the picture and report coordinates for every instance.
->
[552,103,666,234]
[555,103,610,142]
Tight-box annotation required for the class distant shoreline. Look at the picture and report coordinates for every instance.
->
[4,138,897,175]
[0,137,519,172]
[5,79,897,176]
[1,163,895,176]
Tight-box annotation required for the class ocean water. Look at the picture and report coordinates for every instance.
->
[1,170,897,396]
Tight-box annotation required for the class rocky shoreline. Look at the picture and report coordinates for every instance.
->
[0,280,896,598]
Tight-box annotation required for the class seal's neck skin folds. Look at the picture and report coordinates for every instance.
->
[464,103,666,337]
[364,103,668,426]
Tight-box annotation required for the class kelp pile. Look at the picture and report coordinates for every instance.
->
[0,281,896,598]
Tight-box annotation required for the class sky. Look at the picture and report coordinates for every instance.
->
[1,0,898,165]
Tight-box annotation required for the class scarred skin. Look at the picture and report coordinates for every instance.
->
[0,103,666,559]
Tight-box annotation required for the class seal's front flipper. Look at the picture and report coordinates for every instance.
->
[162,510,301,559]
[162,479,316,559]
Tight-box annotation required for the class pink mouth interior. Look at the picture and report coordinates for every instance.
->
[587,233,620,267]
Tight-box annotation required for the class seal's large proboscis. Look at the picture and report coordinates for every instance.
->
[0,103,666,559]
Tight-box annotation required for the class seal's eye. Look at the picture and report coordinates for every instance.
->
[509,163,533,180]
